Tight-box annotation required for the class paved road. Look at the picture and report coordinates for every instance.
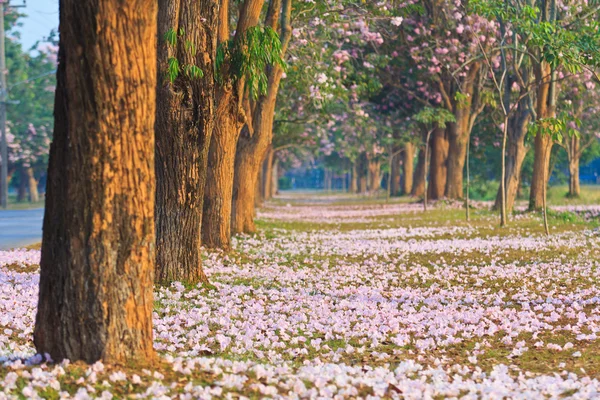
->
[0,208,44,250]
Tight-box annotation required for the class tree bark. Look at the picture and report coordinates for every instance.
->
[202,0,265,248]
[271,157,279,197]
[443,63,482,199]
[231,0,290,234]
[26,167,39,203]
[350,162,358,193]
[368,158,381,192]
[391,154,401,196]
[494,97,531,213]
[262,145,274,200]
[568,135,581,197]
[412,146,426,197]
[17,166,27,202]
[428,127,448,200]
[401,142,415,195]
[34,0,157,364]
[529,61,555,210]
[155,0,217,285]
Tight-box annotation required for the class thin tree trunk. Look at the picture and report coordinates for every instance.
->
[155,0,217,284]
[34,0,157,364]
[412,146,426,197]
[26,167,39,203]
[428,127,448,200]
[529,61,555,210]
[271,157,279,197]
[568,136,581,197]
[262,145,274,200]
[402,142,415,195]
[391,154,401,196]
[350,162,358,193]
[17,166,27,202]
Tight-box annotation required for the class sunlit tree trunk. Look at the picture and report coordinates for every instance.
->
[350,161,358,193]
[367,157,381,192]
[202,0,265,248]
[428,127,448,200]
[494,96,531,213]
[155,0,217,285]
[232,0,291,234]
[26,167,39,203]
[271,157,279,197]
[34,0,157,364]
[401,142,415,195]
[529,61,555,210]
[391,154,401,196]
[262,145,274,200]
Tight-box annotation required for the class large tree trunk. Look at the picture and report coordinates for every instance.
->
[231,0,290,234]
[529,62,555,210]
[428,127,448,200]
[34,0,157,364]
[412,146,426,197]
[401,142,415,195]
[494,96,531,213]
[155,0,217,284]
[568,136,581,197]
[26,167,39,203]
[391,154,401,196]
[202,0,265,248]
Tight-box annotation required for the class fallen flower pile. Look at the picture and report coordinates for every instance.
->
[1,198,600,399]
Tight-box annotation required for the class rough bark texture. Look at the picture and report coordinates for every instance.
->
[391,154,401,196]
[155,0,217,284]
[203,0,265,246]
[412,147,426,197]
[26,167,39,203]
[493,96,531,213]
[401,142,415,195]
[232,0,290,234]
[529,62,554,210]
[34,0,157,364]
[569,151,580,197]
[428,127,448,200]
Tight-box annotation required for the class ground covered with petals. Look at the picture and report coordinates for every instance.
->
[1,194,600,399]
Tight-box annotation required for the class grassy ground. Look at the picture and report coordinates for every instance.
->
[1,193,600,398]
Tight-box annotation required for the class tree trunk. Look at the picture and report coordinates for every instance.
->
[402,142,415,195]
[271,157,279,197]
[26,167,39,203]
[202,0,266,248]
[494,98,531,213]
[529,62,555,211]
[445,114,469,199]
[350,162,358,193]
[255,166,264,207]
[17,166,27,202]
[231,0,290,235]
[568,135,581,197]
[34,0,157,364]
[368,158,381,192]
[412,146,426,197]
[391,154,401,196]
[155,0,217,284]
[262,145,274,200]
[428,127,448,200]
